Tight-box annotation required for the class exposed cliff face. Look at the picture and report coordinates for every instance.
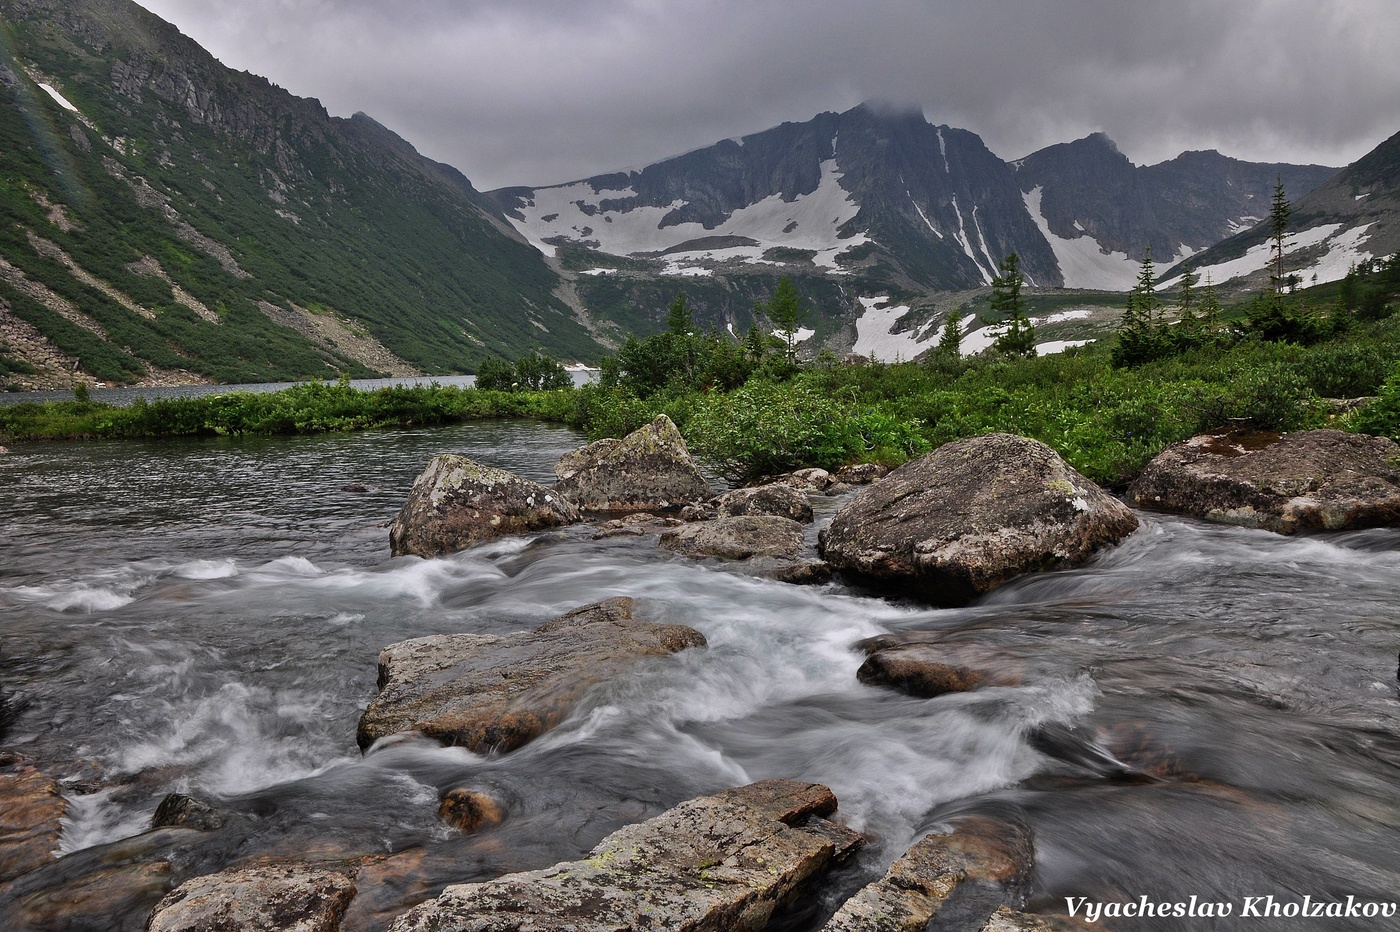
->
[0,0,598,388]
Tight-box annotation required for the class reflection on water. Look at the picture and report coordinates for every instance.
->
[1,421,1398,929]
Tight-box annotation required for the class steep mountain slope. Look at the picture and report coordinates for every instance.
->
[1015,135,1338,289]
[0,0,596,388]
[489,104,1339,354]
[1167,128,1399,288]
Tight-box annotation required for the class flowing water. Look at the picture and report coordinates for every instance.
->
[1,421,1398,929]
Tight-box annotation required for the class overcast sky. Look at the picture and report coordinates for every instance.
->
[136,0,1400,192]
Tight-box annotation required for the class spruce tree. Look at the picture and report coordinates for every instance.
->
[990,253,1035,356]
[757,277,807,363]
[1111,248,1163,367]
[1199,274,1222,330]
[1269,176,1293,298]
[666,291,693,335]
[937,307,964,358]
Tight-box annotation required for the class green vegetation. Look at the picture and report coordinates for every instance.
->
[989,253,1035,357]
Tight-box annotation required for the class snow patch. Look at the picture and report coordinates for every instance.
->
[1163,222,1369,288]
[507,159,867,274]
[853,296,935,360]
[936,128,950,174]
[1024,187,1137,290]
[1228,216,1262,234]
[950,197,992,284]
[912,197,942,238]
[1355,193,1370,200]
[773,326,816,344]
[38,83,79,113]
[1036,308,1093,325]
[1037,339,1094,355]
[579,268,617,276]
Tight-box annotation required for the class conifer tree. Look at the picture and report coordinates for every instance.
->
[937,307,964,358]
[757,277,807,363]
[1199,274,1222,330]
[666,291,693,335]
[1269,176,1293,298]
[990,253,1035,356]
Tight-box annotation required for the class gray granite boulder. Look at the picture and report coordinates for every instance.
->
[356,597,705,753]
[659,515,805,560]
[819,434,1138,604]
[146,862,357,932]
[388,779,861,932]
[1127,428,1400,534]
[389,454,579,558]
[554,415,711,512]
[714,483,814,523]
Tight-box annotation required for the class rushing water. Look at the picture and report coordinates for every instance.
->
[2,421,1398,929]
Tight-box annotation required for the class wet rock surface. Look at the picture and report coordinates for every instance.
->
[553,415,712,513]
[389,454,579,558]
[0,752,64,885]
[856,641,1024,698]
[356,597,706,752]
[438,789,507,834]
[819,434,1139,604]
[146,861,358,932]
[659,514,806,560]
[1127,428,1400,534]
[822,814,1034,932]
[388,779,861,932]
[591,511,683,539]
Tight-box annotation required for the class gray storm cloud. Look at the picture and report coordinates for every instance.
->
[137,0,1400,189]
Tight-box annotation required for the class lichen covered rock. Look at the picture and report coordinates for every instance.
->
[714,483,814,523]
[389,779,861,932]
[819,434,1138,604]
[659,515,806,560]
[1127,428,1400,534]
[553,415,711,512]
[389,454,579,558]
[356,597,705,752]
[146,862,357,932]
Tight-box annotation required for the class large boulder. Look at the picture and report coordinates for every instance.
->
[819,434,1139,604]
[822,815,1033,932]
[659,515,806,560]
[714,483,814,523]
[553,415,712,512]
[1127,428,1400,534]
[146,862,357,932]
[388,779,861,932]
[356,597,705,752]
[389,454,579,558]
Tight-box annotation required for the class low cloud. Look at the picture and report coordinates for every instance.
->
[138,0,1400,189]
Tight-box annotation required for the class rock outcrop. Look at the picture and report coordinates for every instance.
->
[553,415,712,512]
[356,597,705,752]
[660,515,806,560]
[819,434,1139,604]
[146,862,357,932]
[388,779,861,932]
[389,454,579,558]
[1127,428,1400,534]
[822,814,1033,931]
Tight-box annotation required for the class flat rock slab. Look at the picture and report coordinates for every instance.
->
[0,752,65,884]
[660,515,806,560]
[356,597,705,752]
[822,815,1033,932]
[388,779,862,932]
[1127,428,1400,534]
[389,454,579,558]
[554,415,712,513]
[147,862,357,932]
[819,434,1138,604]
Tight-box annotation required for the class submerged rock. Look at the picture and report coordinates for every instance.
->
[1127,428,1400,534]
[819,434,1139,604]
[388,454,579,558]
[389,779,861,932]
[822,814,1033,931]
[146,862,357,932]
[659,515,805,560]
[857,640,1024,698]
[553,415,711,512]
[0,751,65,884]
[151,793,231,832]
[591,512,683,539]
[356,597,705,752]
[438,789,507,834]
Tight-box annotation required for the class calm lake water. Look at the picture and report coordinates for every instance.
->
[1,420,1397,929]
